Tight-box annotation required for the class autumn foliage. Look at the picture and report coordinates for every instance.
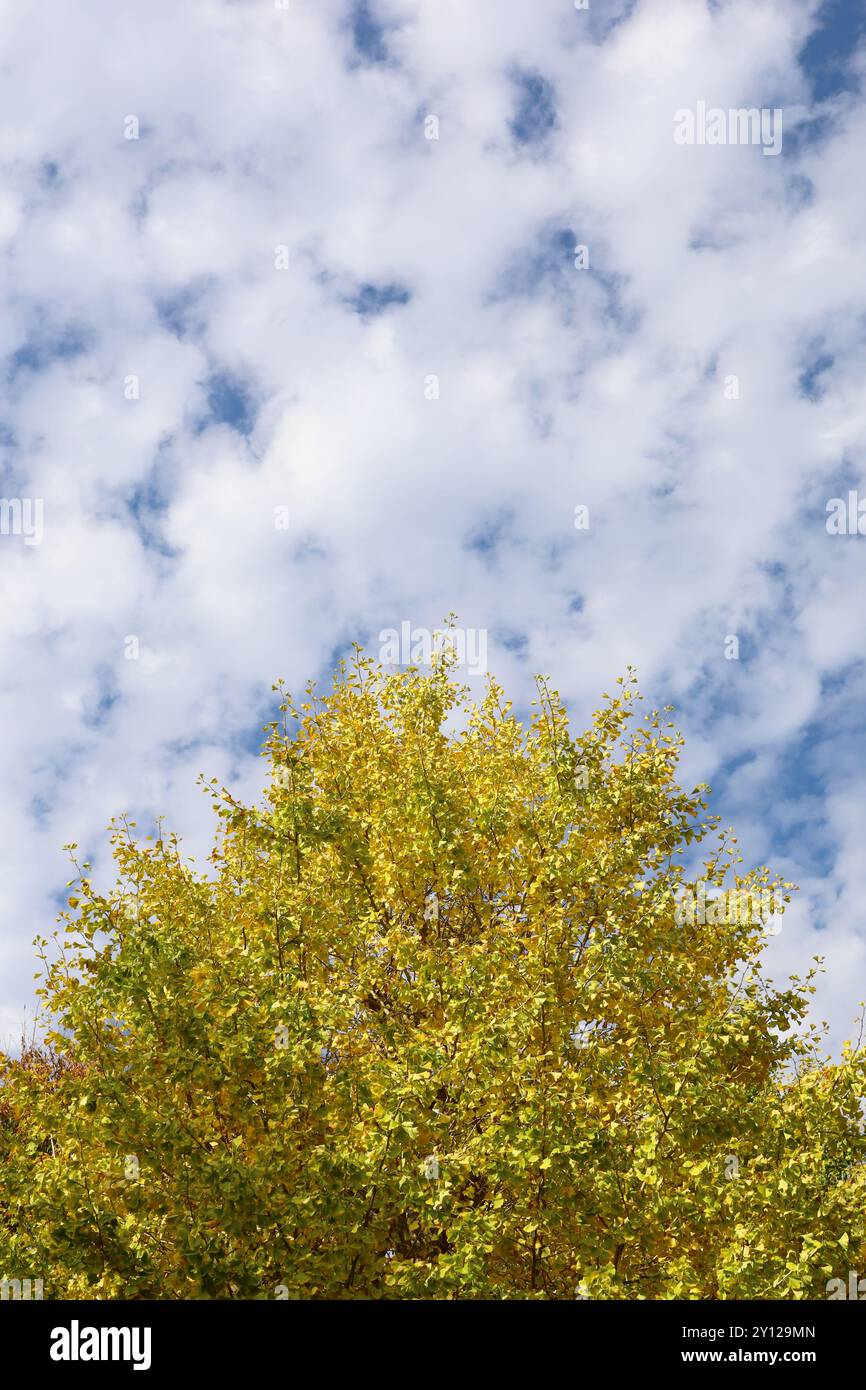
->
[1,653,864,1299]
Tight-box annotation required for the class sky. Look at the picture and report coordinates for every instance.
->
[0,0,865,1053]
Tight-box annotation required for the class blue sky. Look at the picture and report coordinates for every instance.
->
[799,0,866,101]
[1,0,866,1052]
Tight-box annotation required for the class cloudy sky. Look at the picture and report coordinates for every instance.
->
[1,0,865,1052]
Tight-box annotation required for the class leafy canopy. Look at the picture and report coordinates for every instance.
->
[1,651,864,1299]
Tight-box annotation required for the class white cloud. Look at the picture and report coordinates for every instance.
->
[0,0,865,1052]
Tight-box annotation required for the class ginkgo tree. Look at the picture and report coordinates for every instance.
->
[1,646,864,1299]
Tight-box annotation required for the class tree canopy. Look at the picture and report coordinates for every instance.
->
[1,652,864,1299]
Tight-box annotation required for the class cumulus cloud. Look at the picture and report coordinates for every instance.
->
[0,0,865,1052]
